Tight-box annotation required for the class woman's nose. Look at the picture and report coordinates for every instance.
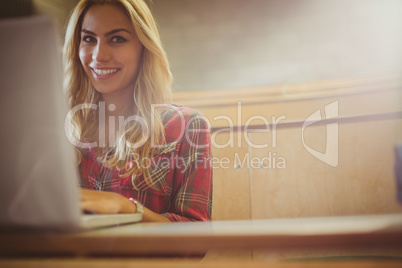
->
[92,42,111,62]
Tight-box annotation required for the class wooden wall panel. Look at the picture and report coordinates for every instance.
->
[174,76,402,125]
[195,88,401,129]
[211,132,251,220]
[248,119,402,219]
[177,76,402,221]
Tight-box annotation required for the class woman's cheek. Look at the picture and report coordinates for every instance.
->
[79,47,90,66]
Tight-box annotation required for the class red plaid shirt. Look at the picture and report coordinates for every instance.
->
[79,105,213,222]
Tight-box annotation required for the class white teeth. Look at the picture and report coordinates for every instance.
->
[93,68,118,75]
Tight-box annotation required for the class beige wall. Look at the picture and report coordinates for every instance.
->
[151,0,402,92]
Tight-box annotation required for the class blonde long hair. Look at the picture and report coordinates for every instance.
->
[64,0,172,189]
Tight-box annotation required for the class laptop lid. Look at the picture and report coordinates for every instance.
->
[0,15,81,231]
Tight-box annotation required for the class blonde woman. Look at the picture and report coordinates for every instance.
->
[64,0,212,222]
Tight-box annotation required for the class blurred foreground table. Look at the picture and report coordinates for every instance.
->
[1,214,402,257]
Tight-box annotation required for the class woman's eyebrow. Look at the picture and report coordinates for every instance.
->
[81,28,131,37]
[81,29,96,36]
[104,28,131,37]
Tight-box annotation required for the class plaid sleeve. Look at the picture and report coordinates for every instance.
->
[162,109,213,222]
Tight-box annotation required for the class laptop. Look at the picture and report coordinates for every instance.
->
[0,15,142,232]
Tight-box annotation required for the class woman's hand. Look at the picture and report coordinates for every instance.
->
[80,189,171,222]
[80,189,136,214]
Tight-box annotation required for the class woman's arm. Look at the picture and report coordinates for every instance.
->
[161,109,213,222]
[81,189,170,223]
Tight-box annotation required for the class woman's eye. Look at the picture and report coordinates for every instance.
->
[82,35,96,43]
[111,36,127,43]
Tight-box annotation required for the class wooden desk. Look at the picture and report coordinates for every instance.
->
[1,214,402,257]
[1,259,402,268]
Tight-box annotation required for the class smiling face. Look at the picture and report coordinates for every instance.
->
[79,4,143,98]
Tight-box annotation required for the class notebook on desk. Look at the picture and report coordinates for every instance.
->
[0,15,142,232]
